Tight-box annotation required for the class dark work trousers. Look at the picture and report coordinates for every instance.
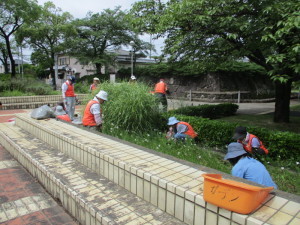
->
[155,93,168,112]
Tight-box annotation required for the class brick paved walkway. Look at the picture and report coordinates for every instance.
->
[0,144,78,224]
[0,109,27,123]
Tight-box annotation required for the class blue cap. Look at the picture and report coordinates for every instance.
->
[167,117,180,125]
[67,75,75,83]
[224,142,247,160]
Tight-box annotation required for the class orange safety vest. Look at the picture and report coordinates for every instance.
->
[154,82,167,94]
[177,121,198,138]
[56,114,71,122]
[90,84,97,91]
[243,134,269,154]
[65,81,75,97]
[82,100,99,126]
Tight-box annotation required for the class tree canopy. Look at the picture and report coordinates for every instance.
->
[17,2,75,88]
[69,7,136,74]
[131,0,300,122]
[0,0,39,77]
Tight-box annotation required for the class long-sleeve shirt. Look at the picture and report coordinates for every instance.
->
[176,123,188,134]
[90,97,102,125]
[245,132,260,148]
[232,157,277,189]
[62,80,70,99]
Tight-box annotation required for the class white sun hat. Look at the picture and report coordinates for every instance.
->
[96,90,108,101]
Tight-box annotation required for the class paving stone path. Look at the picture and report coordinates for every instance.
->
[0,145,78,225]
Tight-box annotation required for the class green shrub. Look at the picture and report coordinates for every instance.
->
[169,103,239,119]
[74,74,110,94]
[83,81,163,132]
[0,79,10,92]
[25,82,54,95]
[165,114,300,160]
[74,83,90,94]
[0,76,55,96]
[75,74,109,84]
[0,90,35,97]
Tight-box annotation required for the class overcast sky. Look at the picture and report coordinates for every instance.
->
[27,0,164,57]
[37,0,137,18]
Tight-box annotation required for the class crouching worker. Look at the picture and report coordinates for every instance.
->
[82,90,108,130]
[55,105,71,122]
[167,117,198,141]
[225,142,277,188]
[233,126,269,155]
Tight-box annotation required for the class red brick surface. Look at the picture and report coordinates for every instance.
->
[0,116,15,123]
[0,145,77,225]
[0,110,26,115]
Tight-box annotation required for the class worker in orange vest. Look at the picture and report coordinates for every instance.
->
[82,90,108,129]
[154,78,169,112]
[90,77,100,92]
[129,75,137,83]
[54,105,71,122]
[62,75,76,120]
[233,126,269,155]
[167,117,198,140]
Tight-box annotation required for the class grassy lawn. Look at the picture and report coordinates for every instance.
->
[103,128,300,195]
[291,103,300,111]
[217,113,300,133]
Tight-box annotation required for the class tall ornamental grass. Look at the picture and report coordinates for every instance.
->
[90,81,163,132]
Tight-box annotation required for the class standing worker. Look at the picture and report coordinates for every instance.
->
[90,77,100,92]
[154,78,169,112]
[129,75,137,83]
[62,75,76,121]
[82,90,108,130]
[233,126,269,155]
[167,117,198,140]
[224,142,277,188]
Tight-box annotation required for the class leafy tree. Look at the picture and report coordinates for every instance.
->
[70,7,137,75]
[17,2,75,89]
[131,0,300,123]
[130,0,165,34]
[0,0,39,77]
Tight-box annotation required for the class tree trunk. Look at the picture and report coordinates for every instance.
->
[49,66,56,90]
[0,58,9,74]
[4,63,9,74]
[95,63,102,75]
[50,53,56,90]
[4,36,16,77]
[274,80,291,123]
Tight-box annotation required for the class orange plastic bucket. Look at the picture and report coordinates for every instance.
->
[202,174,273,214]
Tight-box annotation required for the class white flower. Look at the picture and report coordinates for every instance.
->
[296,162,299,165]
[267,162,270,164]
[198,156,201,159]
[281,167,284,170]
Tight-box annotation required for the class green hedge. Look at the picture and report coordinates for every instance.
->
[169,103,239,119]
[0,77,55,95]
[166,114,300,160]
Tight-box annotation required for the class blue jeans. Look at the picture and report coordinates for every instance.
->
[174,133,188,140]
